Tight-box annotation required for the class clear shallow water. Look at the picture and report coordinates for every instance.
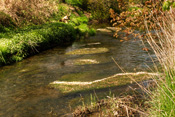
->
[0,30,156,116]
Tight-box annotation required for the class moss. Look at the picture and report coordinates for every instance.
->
[0,2,97,66]
[66,48,109,55]
[0,23,77,65]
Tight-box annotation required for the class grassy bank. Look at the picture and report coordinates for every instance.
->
[0,23,77,65]
[0,20,96,66]
[0,2,96,66]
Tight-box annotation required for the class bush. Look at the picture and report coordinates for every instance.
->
[65,0,89,10]
[88,0,119,22]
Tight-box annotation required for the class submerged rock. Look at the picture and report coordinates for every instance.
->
[74,59,99,65]
[65,59,100,66]
[66,48,109,55]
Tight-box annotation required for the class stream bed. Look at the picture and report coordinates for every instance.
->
[0,29,156,116]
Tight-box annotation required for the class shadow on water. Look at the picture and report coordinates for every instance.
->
[0,30,157,116]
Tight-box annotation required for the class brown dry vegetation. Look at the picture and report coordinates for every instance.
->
[0,0,58,26]
[110,0,164,40]
[145,8,175,117]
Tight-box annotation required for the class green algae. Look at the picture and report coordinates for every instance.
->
[65,48,109,55]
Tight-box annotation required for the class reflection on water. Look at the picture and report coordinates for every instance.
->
[0,30,157,116]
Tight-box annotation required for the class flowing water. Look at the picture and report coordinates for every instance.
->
[0,29,156,116]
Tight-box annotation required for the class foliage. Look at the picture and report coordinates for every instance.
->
[163,0,175,11]
[110,1,175,115]
[64,0,88,10]
[64,0,119,22]
[69,16,89,26]
[69,15,96,36]
[0,0,97,66]
[55,3,71,20]
[110,0,163,39]
[88,0,119,22]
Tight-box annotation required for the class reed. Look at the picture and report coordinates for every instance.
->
[145,7,175,117]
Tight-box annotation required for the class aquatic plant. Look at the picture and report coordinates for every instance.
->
[65,48,109,55]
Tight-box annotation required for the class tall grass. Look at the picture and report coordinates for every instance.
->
[146,8,175,116]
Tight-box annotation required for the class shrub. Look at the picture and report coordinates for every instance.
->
[88,0,119,22]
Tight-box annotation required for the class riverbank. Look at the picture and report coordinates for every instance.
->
[0,4,96,66]
[72,85,152,117]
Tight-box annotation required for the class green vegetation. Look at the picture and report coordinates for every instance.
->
[146,4,175,116]
[0,1,96,66]
[67,0,175,116]
[0,23,76,65]
[110,0,175,116]
[1,0,175,116]
[162,0,175,11]
[65,0,119,22]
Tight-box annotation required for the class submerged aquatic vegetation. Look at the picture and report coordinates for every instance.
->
[74,59,99,65]
[49,73,156,94]
[66,48,109,55]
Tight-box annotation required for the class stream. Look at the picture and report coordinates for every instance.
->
[0,29,156,116]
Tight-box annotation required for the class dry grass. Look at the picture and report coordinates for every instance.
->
[0,0,58,25]
[72,84,154,117]
[145,8,175,116]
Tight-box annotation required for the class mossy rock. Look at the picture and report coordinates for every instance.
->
[66,48,109,55]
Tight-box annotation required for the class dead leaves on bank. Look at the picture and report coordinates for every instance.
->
[73,93,149,117]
